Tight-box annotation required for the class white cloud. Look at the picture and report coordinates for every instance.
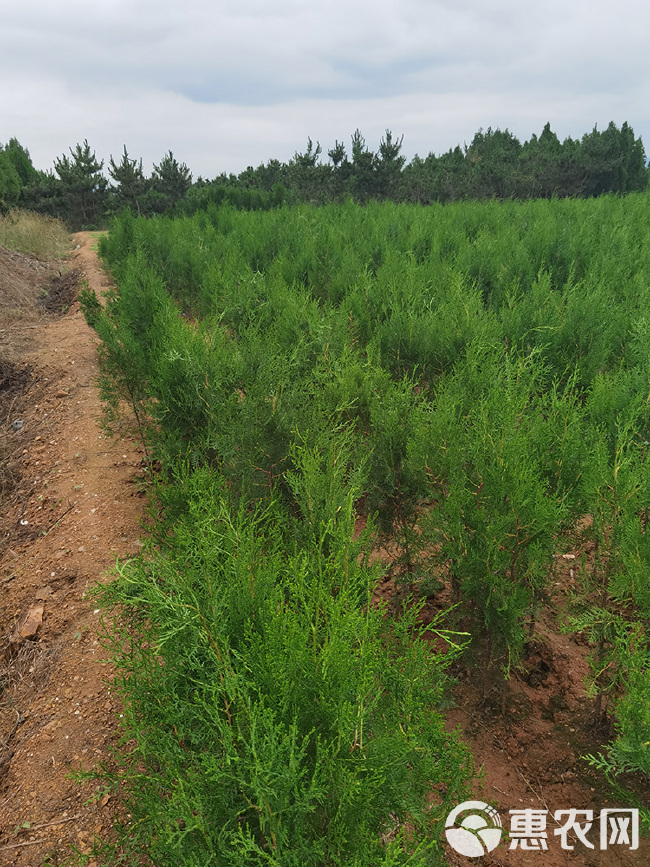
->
[1,0,649,177]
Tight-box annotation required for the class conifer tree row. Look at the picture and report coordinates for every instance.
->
[2,120,647,229]
[82,196,650,827]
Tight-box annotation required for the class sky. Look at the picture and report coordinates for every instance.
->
[2,0,649,179]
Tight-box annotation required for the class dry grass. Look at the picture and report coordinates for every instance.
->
[0,213,73,516]
[0,210,71,261]
[0,637,56,779]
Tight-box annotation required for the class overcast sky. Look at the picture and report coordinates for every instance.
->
[2,0,649,179]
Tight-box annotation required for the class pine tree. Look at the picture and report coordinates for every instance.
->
[327,140,351,200]
[285,138,329,203]
[375,129,405,200]
[54,139,108,229]
[146,151,192,214]
[350,130,377,203]
[465,127,522,199]
[577,122,647,196]
[108,146,148,215]
[619,121,647,193]
[519,123,564,198]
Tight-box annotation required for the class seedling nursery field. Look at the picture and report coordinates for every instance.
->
[75,193,650,865]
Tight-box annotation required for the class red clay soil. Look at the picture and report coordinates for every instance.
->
[0,234,647,866]
[441,620,649,866]
[0,233,144,866]
[362,532,649,866]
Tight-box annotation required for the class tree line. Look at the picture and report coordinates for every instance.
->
[0,120,647,231]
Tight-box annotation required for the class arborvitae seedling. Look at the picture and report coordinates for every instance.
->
[88,460,472,866]
[421,347,565,681]
[85,195,650,860]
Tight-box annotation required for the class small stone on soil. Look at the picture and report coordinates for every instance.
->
[16,604,45,639]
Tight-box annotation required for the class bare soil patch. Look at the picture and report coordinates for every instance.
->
[365,522,649,865]
[38,270,84,316]
[0,233,143,865]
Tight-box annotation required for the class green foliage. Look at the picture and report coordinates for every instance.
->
[464,127,522,199]
[90,457,471,866]
[7,120,648,232]
[54,139,108,229]
[78,254,179,459]
[604,631,650,778]
[574,615,650,778]
[0,138,37,211]
[18,169,66,220]
[420,347,566,672]
[566,391,650,761]
[145,150,193,214]
[183,181,290,214]
[84,193,650,864]
[580,121,648,196]
[108,146,148,215]
[3,138,37,185]
[0,149,21,210]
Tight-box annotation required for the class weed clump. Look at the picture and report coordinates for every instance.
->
[0,209,70,260]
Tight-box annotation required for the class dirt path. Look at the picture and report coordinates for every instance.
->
[0,233,144,865]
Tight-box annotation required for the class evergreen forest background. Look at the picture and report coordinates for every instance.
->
[0,120,647,230]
